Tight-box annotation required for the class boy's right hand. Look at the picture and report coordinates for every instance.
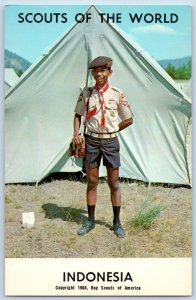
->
[72,135,85,146]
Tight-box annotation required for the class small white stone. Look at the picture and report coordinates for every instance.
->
[21,212,35,228]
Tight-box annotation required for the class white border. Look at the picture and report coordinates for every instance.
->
[1,0,195,299]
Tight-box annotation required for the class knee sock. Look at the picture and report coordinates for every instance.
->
[88,205,95,222]
[113,206,121,224]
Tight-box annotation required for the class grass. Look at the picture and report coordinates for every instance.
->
[129,198,165,230]
[5,180,192,258]
[5,195,12,204]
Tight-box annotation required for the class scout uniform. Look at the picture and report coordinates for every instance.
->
[74,58,134,169]
[75,84,133,136]
[74,56,134,238]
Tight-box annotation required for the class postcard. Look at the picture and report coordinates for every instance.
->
[4,4,192,296]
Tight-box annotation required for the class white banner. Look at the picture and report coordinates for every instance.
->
[5,257,192,296]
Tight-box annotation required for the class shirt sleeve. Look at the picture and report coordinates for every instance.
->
[118,91,134,121]
[74,92,86,116]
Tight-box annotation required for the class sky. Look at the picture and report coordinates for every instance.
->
[4,5,191,63]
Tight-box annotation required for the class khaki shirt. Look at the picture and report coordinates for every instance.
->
[74,84,134,133]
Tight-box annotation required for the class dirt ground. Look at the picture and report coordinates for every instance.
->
[5,178,192,258]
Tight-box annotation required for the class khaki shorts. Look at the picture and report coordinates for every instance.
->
[85,135,121,170]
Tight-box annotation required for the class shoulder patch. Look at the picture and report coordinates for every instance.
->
[120,92,126,99]
[77,93,83,102]
[111,86,122,93]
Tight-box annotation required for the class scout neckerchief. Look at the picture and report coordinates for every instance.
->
[86,82,109,128]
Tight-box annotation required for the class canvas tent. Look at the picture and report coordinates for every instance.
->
[5,6,191,185]
[174,79,192,100]
[184,78,192,99]
[5,68,19,93]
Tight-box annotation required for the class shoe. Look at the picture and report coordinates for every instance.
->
[77,219,95,235]
[114,223,126,238]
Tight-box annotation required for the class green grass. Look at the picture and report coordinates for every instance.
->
[129,199,165,230]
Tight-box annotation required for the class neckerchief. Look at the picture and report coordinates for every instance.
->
[95,82,109,128]
[86,82,109,128]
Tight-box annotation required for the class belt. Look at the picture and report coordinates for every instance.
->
[86,130,117,139]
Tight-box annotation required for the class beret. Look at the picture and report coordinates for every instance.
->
[88,56,113,69]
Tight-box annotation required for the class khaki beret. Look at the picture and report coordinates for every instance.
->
[88,56,113,69]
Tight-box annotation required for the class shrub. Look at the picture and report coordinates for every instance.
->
[130,199,164,230]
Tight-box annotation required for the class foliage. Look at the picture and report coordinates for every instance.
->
[165,59,191,79]
[130,199,165,230]
[17,69,23,77]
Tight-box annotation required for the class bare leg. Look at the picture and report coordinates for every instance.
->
[107,167,125,238]
[77,167,99,235]
[107,167,121,206]
[86,167,99,205]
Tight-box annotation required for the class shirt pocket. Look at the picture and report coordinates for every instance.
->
[106,100,118,119]
[107,99,118,110]
[88,98,97,111]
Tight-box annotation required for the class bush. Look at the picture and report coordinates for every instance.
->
[130,199,164,230]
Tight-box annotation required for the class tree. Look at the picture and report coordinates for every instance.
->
[165,59,191,80]
[17,69,23,77]
[166,64,176,78]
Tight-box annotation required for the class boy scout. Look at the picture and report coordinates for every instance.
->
[72,56,134,238]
